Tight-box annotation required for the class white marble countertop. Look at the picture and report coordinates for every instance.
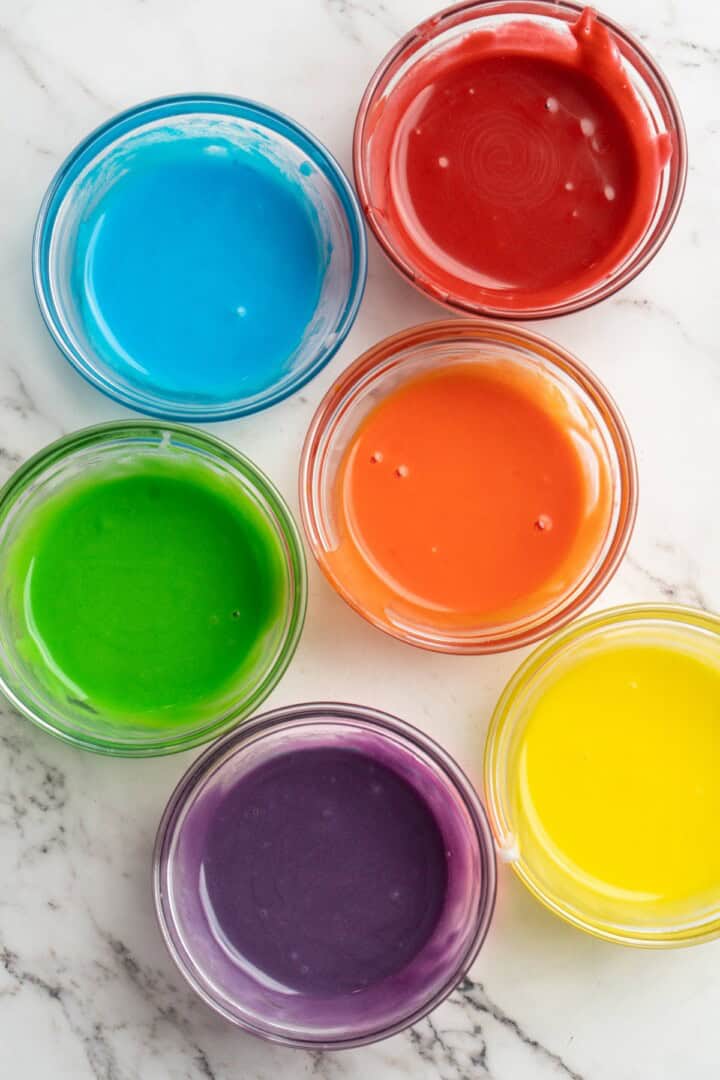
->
[0,0,718,1077]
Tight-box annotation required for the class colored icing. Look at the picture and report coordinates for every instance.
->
[364,8,670,309]
[72,131,329,405]
[509,630,720,925]
[201,747,448,994]
[4,453,289,728]
[331,363,612,629]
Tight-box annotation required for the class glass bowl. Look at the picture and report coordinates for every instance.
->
[484,604,720,946]
[353,0,687,319]
[0,422,306,756]
[154,702,497,1047]
[34,94,367,420]
[300,320,637,653]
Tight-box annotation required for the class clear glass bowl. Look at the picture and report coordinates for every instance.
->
[0,423,306,756]
[154,702,497,1048]
[34,94,367,420]
[300,320,637,653]
[353,0,687,319]
[484,604,720,946]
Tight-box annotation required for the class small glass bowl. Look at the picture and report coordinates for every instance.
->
[34,94,367,421]
[484,605,720,946]
[0,423,306,756]
[353,0,687,319]
[300,320,637,653]
[154,702,496,1048]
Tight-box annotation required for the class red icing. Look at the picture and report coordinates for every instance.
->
[363,8,670,312]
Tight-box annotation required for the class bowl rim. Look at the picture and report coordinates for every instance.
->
[483,602,720,946]
[352,0,688,320]
[32,92,368,421]
[299,319,639,654]
[153,700,498,1048]
[0,420,307,756]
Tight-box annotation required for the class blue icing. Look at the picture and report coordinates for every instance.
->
[72,134,328,405]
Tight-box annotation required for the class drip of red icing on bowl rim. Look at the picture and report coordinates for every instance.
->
[357,5,676,316]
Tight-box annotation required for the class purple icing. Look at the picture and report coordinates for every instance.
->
[201,747,448,995]
[154,704,496,1047]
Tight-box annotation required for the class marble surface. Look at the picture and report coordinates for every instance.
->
[0,0,718,1076]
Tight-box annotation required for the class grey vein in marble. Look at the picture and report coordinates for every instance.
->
[325,0,403,44]
[625,554,710,612]
[612,297,720,363]
[404,978,584,1080]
